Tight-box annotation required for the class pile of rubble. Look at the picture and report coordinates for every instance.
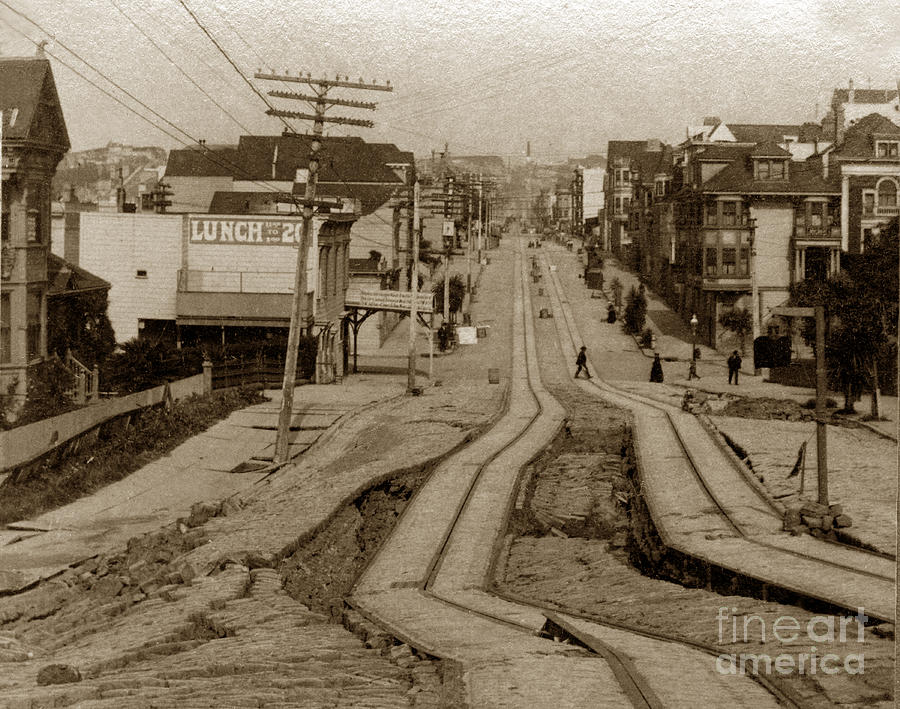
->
[783,500,852,539]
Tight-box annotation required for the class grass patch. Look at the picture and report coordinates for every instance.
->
[0,387,265,526]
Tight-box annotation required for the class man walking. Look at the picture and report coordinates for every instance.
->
[727,350,742,385]
[574,346,591,379]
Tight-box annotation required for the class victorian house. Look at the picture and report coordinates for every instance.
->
[671,138,839,347]
[1,55,109,406]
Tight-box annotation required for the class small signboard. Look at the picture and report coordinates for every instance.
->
[345,289,434,313]
[442,220,456,237]
[456,326,478,345]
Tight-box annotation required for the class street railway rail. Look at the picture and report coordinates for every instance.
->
[350,236,796,708]
[541,248,894,623]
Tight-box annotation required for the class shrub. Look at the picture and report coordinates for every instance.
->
[718,307,753,354]
[623,285,648,335]
[610,277,623,307]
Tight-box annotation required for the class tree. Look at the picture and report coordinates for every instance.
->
[432,274,465,315]
[623,285,647,335]
[610,277,623,308]
[718,307,753,354]
[789,217,898,417]
[47,291,116,367]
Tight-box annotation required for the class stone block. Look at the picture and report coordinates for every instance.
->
[91,576,124,598]
[36,663,82,686]
[783,509,802,530]
[800,501,829,516]
[834,514,853,528]
[828,503,843,517]
[801,515,825,529]
[789,525,809,537]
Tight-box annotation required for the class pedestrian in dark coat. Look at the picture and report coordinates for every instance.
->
[649,353,664,383]
[606,303,616,323]
[727,350,742,385]
[574,346,591,379]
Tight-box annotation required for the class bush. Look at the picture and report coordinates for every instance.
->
[1,359,80,430]
[718,307,752,354]
[639,329,654,349]
[623,285,648,335]
[801,397,838,409]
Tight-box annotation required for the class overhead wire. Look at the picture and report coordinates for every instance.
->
[106,0,253,135]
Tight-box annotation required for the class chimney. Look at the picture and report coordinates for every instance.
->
[848,79,854,104]
[702,116,721,126]
[116,167,126,212]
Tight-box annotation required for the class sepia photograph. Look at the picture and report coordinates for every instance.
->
[0,0,897,706]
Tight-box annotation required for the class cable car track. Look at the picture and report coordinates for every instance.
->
[540,248,894,621]
[350,236,798,708]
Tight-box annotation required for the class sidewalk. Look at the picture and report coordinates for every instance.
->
[0,379,404,594]
[597,252,897,440]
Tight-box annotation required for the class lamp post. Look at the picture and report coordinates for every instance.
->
[689,313,699,380]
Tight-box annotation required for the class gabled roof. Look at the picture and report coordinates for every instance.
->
[166,135,407,185]
[726,124,800,143]
[607,140,650,163]
[0,57,69,151]
[832,113,900,159]
[700,153,838,195]
[292,182,399,215]
[695,144,748,161]
[833,88,899,105]
[165,147,239,177]
[749,141,792,157]
[46,253,110,297]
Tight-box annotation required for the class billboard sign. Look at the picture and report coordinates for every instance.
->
[345,289,434,313]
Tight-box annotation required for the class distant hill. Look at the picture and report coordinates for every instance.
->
[52,143,168,203]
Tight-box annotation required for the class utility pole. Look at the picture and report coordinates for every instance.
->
[815,304,828,506]
[465,176,473,323]
[408,180,420,392]
[256,71,391,464]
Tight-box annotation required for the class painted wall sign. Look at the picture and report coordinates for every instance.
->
[189,216,306,245]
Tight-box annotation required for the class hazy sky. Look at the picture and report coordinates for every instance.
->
[2,0,899,158]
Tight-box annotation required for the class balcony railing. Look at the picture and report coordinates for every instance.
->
[794,224,841,240]
[863,205,900,218]
[177,269,295,294]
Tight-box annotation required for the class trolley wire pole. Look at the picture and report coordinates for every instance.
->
[255,72,391,463]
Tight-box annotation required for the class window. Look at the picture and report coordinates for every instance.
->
[705,247,718,276]
[863,191,875,216]
[754,159,787,180]
[770,160,785,180]
[0,292,10,364]
[614,197,622,214]
[26,184,43,242]
[622,197,630,213]
[26,291,41,360]
[721,247,737,274]
[809,202,823,228]
[739,246,749,275]
[706,201,718,226]
[876,141,899,158]
[877,179,897,207]
[722,201,738,226]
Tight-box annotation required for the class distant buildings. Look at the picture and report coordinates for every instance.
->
[611,83,900,350]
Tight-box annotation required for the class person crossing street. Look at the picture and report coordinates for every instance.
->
[728,350,742,385]
[574,346,591,379]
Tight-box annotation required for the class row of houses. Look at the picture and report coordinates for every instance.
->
[601,83,900,348]
[1,53,426,404]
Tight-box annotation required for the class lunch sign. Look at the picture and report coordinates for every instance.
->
[189,216,307,245]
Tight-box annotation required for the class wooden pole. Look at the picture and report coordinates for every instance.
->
[815,304,828,506]
[408,180,420,392]
[274,110,322,463]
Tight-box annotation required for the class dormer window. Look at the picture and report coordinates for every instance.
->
[754,158,787,180]
[875,140,899,158]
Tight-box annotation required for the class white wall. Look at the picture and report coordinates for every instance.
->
[167,175,232,213]
[185,215,319,297]
[79,213,183,342]
[582,167,605,219]
[843,100,900,128]
[750,202,793,290]
[349,205,395,261]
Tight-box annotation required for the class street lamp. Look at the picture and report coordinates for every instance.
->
[689,313,699,380]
